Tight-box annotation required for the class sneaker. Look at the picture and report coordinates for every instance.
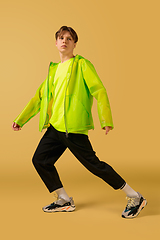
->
[42,197,76,213]
[122,192,147,219]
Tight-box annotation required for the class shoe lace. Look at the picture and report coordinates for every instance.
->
[126,197,137,209]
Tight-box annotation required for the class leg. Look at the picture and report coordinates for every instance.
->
[32,126,66,193]
[55,131,147,218]
[60,133,126,190]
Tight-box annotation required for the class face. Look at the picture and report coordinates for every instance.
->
[56,31,76,55]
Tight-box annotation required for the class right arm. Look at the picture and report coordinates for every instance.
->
[12,122,21,131]
[12,80,45,131]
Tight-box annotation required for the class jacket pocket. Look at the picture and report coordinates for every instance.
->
[65,94,93,131]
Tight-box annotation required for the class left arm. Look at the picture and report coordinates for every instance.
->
[105,126,112,135]
[82,59,114,132]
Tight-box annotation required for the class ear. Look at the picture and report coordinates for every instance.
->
[74,43,77,48]
[55,40,57,46]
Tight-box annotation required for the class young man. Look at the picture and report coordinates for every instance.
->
[12,26,147,218]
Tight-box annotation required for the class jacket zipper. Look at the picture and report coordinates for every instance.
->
[64,56,76,137]
[41,62,51,132]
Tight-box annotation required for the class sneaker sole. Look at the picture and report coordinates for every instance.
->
[42,205,76,213]
[122,199,147,219]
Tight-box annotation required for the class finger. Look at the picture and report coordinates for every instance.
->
[16,126,21,130]
[15,127,21,131]
[13,122,17,128]
[12,122,21,131]
[12,123,16,130]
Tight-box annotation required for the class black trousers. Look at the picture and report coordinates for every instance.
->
[32,125,126,193]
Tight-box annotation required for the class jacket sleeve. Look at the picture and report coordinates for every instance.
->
[82,59,114,129]
[13,80,45,128]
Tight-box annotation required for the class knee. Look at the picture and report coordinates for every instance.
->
[32,153,39,167]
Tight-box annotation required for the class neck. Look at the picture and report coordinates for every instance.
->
[59,52,75,63]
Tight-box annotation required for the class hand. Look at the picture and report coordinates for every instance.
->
[12,122,21,131]
[105,126,112,135]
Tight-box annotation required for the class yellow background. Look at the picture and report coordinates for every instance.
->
[0,0,160,239]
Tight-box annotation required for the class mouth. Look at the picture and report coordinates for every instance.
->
[61,45,67,48]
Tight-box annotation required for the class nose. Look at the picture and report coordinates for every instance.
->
[63,37,69,44]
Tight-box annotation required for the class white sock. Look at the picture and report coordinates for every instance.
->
[121,183,139,198]
[55,187,70,202]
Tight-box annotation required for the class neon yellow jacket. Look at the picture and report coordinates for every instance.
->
[14,54,114,133]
